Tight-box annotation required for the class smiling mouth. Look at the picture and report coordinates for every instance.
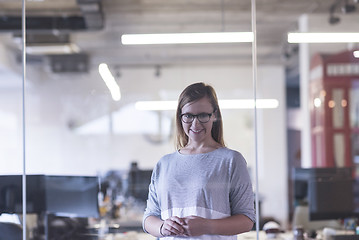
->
[191,129,203,133]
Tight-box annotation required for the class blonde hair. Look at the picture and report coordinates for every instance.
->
[175,82,225,150]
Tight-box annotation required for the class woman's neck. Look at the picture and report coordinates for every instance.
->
[180,140,222,154]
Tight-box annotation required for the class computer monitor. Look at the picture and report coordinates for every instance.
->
[127,169,152,202]
[294,167,358,221]
[45,175,99,218]
[0,175,46,214]
[307,167,355,221]
[293,168,310,202]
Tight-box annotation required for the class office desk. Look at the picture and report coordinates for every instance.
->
[81,232,156,240]
[237,230,359,240]
[93,231,292,240]
[238,231,294,240]
[239,230,359,240]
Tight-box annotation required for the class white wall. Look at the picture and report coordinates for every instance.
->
[0,63,287,226]
[257,66,287,225]
[0,63,23,174]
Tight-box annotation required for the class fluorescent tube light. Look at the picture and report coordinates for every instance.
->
[288,32,359,43]
[135,99,279,111]
[121,32,254,45]
[220,99,279,109]
[26,43,80,55]
[98,63,121,101]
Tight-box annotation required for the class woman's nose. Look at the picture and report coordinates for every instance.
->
[191,117,201,125]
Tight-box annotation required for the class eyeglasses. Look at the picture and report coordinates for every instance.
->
[180,112,214,123]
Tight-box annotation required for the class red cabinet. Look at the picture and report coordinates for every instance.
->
[310,50,359,176]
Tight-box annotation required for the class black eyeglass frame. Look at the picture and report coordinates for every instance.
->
[180,111,215,124]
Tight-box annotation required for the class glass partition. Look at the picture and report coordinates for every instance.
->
[288,4,359,236]
[0,1,24,238]
[23,1,256,239]
[3,0,359,240]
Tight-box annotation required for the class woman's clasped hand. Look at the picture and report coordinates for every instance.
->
[161,216,208,237]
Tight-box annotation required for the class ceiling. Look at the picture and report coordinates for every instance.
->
[0,0,356,69]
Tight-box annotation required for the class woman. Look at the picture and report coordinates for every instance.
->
[143,82,255,239]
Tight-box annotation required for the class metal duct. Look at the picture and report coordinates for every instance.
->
[77,0,104,30]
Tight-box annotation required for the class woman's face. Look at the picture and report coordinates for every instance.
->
[180,97,216,144]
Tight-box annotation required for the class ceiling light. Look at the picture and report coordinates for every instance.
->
[314,98,322,108]
[98,63,121,101]
[25,43,80,55]
[219,99,279,109]
[135,99,279,111]
[353,50,359,58]
[288,33,359,43]
[121,32,254,45]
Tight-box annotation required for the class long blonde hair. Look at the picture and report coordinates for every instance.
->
[175,82,225,150]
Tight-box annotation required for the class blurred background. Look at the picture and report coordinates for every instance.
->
[0,0,358,239]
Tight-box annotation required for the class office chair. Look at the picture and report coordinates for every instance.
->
[0,222,22,240]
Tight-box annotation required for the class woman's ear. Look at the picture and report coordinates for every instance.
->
[213,110,218,122]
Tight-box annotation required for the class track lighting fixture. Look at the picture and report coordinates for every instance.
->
[342,4,356,13]
[329,0,358,24]
[342,0,356,13]
[329,0,341,25]
[329,15,341,24]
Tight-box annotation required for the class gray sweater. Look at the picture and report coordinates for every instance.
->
[143,147,255,240]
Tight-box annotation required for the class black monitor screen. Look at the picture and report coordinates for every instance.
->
[0,175,46,214]
[45,176,99,218]
[309,178,354,220]
[127,169,152,202]
[306,167,356,221]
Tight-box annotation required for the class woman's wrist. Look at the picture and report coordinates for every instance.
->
[159,222,165,237]
[206,219,214,235]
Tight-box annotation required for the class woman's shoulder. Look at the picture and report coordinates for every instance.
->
[216,147,244,158]
[161,150,178,159]
[157,151,179,165]
[152,151,178,175]
[215,147,247,166]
